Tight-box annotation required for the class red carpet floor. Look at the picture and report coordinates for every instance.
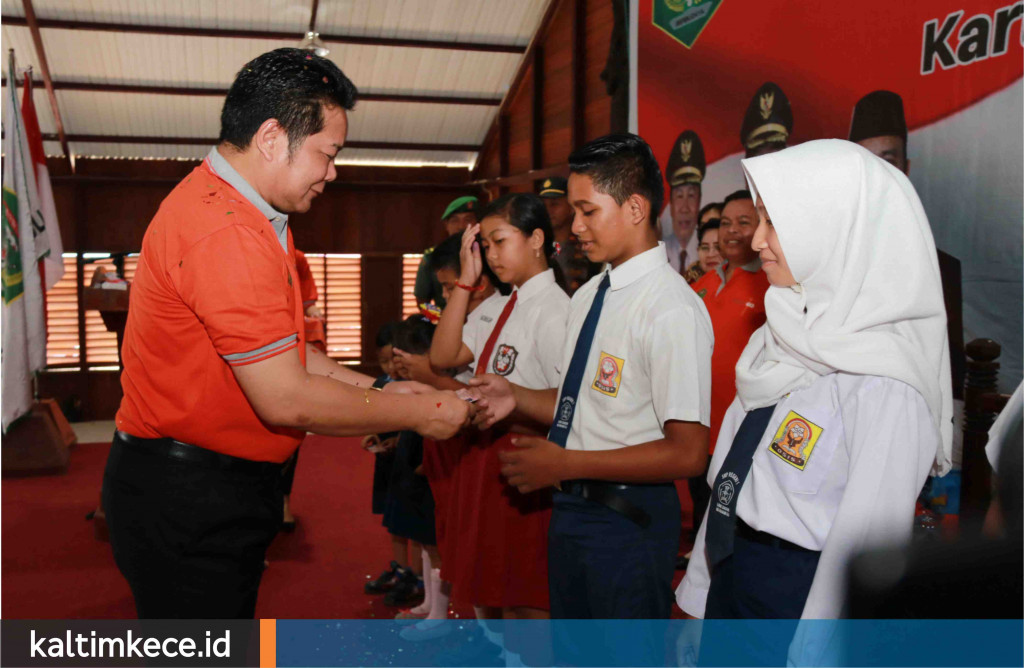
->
[2,435,692,619]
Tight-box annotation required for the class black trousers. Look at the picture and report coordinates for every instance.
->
[281,445,299,495]
[700,528,821,666]
[687,456,711,537]
[548,483,680,619]
[102,434,284,619]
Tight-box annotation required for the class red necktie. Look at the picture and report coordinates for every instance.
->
[475,291,518,376]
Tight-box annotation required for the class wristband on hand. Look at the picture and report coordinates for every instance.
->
[455,281,485,292]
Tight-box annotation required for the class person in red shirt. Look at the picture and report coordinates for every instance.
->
[688,190,769,539]
[102,48,469,620]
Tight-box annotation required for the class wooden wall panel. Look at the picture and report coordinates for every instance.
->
[38,367,124,423]
[541,2,574,167]
[471,0,614,186]
[506,64,535,177]
[583,0,613,142]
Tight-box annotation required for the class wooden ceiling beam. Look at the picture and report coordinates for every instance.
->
[472,0,565,180]
[1,15,526,54]
[3,77,503,106]
[42,133,480,152]
[470,163,567,188]
[21,0,73,171]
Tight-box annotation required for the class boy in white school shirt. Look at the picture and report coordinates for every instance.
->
[470,133,713,621]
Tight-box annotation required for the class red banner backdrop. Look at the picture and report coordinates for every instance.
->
[638,1,1023,170]
[635,0,1024,394]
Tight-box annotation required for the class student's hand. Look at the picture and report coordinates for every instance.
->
[458,223,483,287]
[392,348,441,386]
[361,434,380,451]
[498,436,568,493]
[415,392,471,440]
[382,380,434,395]
[305,304,325,320]
[467,374,515,428]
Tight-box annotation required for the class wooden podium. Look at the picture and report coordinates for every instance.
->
[83,279,131,364]
[2,399,77,477]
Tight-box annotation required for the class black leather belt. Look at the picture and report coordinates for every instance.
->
[113,431,284,477]
[562,479,651,528]
[736,518,818,554]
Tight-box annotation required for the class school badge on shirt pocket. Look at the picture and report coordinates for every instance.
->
[592,352,625,397]
[492,344,518,376]
[768,411,824,470]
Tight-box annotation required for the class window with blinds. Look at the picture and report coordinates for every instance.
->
[323,254,361,360]
[402,254,424,318]
[301,253,328,315]
[45,254,81,368]
[82,254,138,367]
[48,251,362,369]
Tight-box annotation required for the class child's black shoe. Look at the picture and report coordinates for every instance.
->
[364,561,401,594]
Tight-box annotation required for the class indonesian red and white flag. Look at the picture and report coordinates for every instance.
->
[21,73,64,290]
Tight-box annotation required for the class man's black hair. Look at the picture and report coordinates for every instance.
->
[568,133,664,228]
[697,219,720,243]
[375,321,399,349]
[428,232,511,296]
[699,202,723,220]
[393,316,435,356]
[723,189,753,207]
[220,48,358,152]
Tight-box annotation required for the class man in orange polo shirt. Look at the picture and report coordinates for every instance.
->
[688,190,769,537]
[102,48,469,619]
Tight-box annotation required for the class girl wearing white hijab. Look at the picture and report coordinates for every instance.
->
[676,139,952,624]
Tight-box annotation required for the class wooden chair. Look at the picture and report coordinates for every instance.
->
[960,338,1011,534]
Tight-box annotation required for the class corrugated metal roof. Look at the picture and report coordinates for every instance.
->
[1,0,549,165]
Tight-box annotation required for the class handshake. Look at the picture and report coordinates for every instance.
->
[383,374,517,441]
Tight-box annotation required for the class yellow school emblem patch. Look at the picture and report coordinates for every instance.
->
[592,352,625,397]
[768,411,823,470]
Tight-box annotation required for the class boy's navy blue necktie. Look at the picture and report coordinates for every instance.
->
[547,272,611,448]
[704,404,777,568]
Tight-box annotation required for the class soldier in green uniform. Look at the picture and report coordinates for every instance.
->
[539,176,600,295]
[414,196,479,308]
[740,81,793,158]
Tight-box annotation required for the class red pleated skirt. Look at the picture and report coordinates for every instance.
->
[441,430,551,610]
[421,434,463,565]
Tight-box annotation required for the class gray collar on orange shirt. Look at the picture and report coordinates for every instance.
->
[207,147,289,253]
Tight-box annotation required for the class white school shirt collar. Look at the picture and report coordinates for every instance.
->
[607,242,669,291]
[513,268,556,303]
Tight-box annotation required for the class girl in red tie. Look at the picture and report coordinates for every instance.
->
[431,193,570,631]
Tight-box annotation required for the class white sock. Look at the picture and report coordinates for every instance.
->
[427,568,450,620]
[409,549,431,615]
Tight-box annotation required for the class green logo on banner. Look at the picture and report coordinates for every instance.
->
[2,187,25,305]
[652,0,723,49]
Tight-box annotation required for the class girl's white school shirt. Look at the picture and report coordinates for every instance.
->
[461,269,569,391]
[676,372,938,619]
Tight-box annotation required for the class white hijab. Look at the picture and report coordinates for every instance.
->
[736,139,953,476]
